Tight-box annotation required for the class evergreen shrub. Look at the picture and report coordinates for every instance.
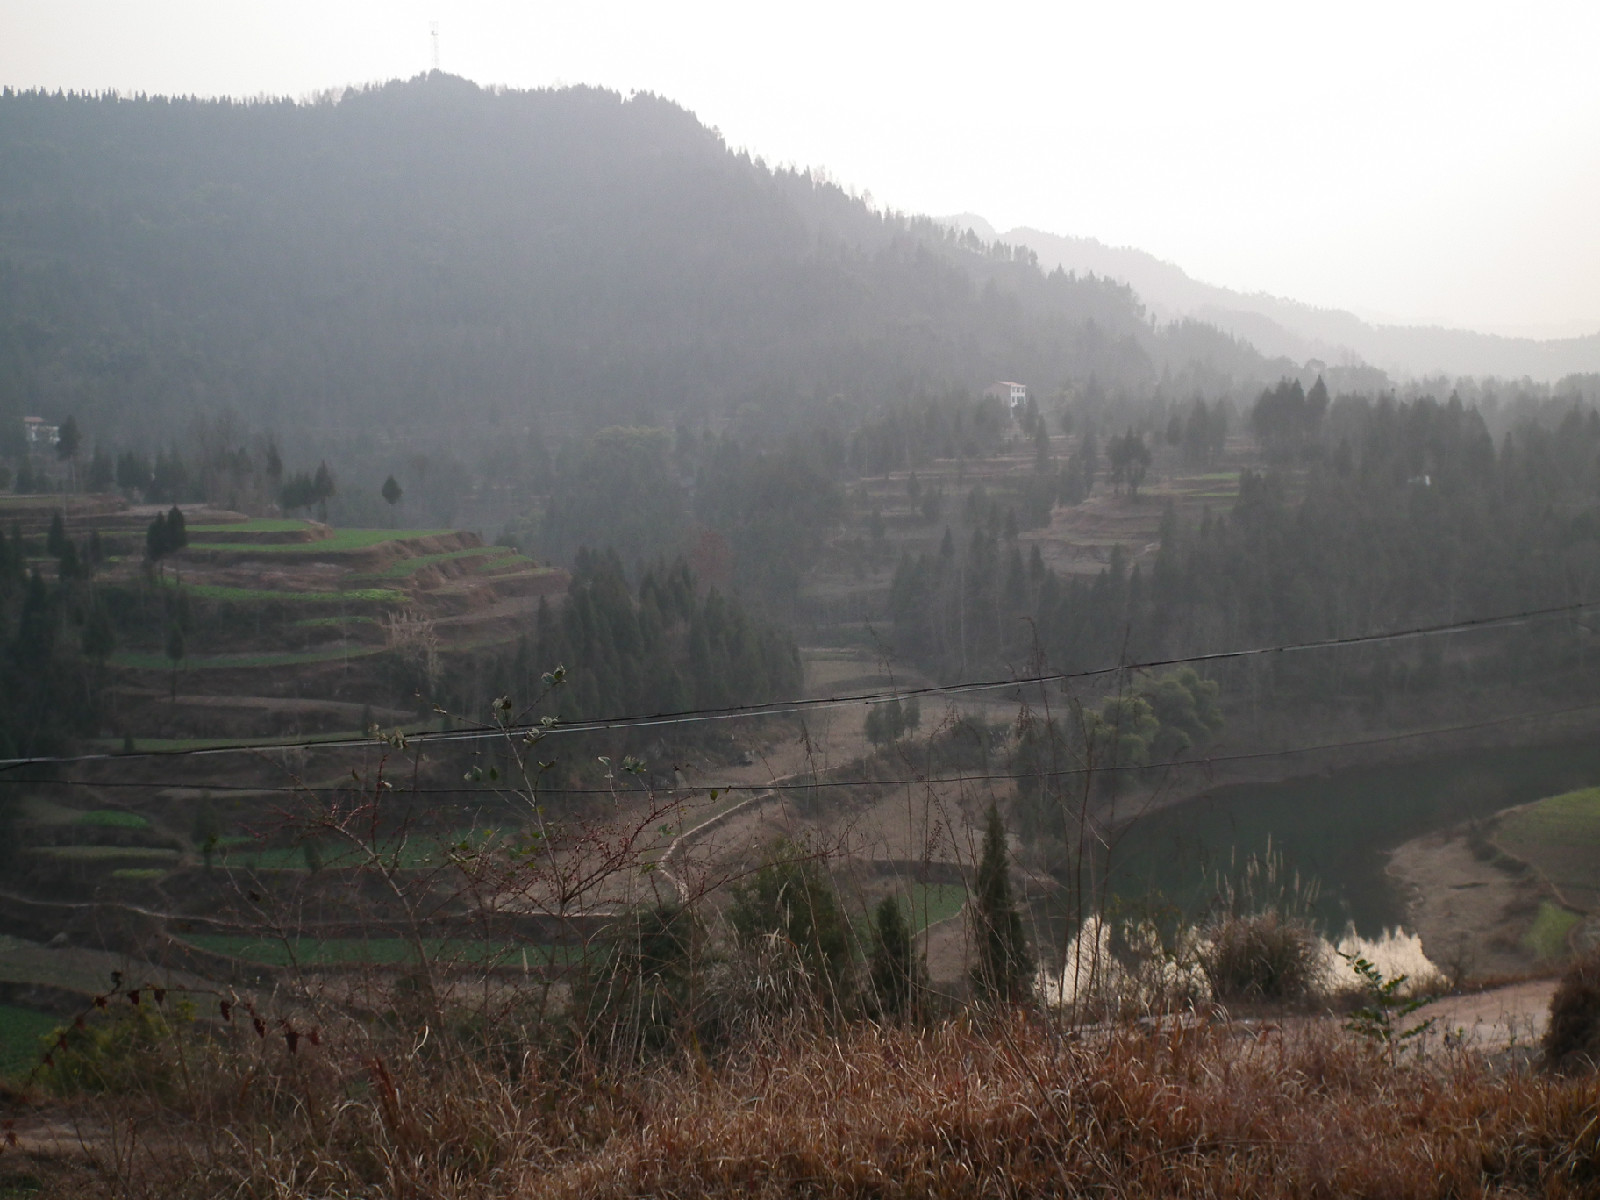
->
[1543,948,1600,1072]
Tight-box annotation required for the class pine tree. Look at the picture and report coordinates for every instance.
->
[55,416,81,489]
[728,840,853,1003]
[165,622,185,702]
[970,803,1034,1005]
[165,505,187,551]
[867,893,923,1021]
[46,511,67,557]
[145,512,169,563]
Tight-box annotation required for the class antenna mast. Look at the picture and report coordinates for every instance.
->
[430,22,440,72]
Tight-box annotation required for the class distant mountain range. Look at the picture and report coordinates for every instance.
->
[943,214,1600,384]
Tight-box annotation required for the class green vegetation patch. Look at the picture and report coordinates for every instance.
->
[1495,787,1600,911]
[75,809,151,830]
[190,528,451,555]
[1523,901,1580,959]
[905,882,968,931]
[223,828,503,872]
[0,1004,61,1078]
[292,614,380,628]
[1498,787,1600,846]
[109,868,168,882]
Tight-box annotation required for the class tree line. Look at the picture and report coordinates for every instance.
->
[886,387,1600,716]
[496,550,802,729]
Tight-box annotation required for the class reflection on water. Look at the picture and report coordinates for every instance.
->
[1039,921,1441,1008]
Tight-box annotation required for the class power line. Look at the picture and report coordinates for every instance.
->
[1,597,1594,773]
[7,697,1599,800]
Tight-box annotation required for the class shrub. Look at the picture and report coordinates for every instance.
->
[571,903,704,1061]
[1543,948,1600,1072]
[1202,909,1322,1003]
[37,996,195,1098]
[1199,842,1323,1005]
[726,840,853,1009]
[866,893,926,1022]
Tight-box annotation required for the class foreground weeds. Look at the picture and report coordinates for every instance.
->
[8,1015,1599,1198]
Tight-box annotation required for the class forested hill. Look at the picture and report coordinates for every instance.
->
[0,74,1268,446]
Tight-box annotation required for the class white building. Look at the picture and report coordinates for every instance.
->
[23,416,58,449]
[983,381,1028,413]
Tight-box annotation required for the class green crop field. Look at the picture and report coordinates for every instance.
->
[904,882,967,930]
[76,809,151,829]
[189,528,451,554]
[155,580,408,605]
[223,828,505,872]
[1496,787,1600,911]
[1498,787,1600,844]
[292,614,381,628]
[0,1004,61,1078]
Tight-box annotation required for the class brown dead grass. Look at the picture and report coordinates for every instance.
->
[11,1014,1599,1199]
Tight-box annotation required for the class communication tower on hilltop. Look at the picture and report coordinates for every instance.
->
[430,22,440,72]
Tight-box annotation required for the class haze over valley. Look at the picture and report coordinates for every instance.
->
[3,10,1600,1194]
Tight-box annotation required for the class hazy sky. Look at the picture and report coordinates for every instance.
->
[6,0,1599,338]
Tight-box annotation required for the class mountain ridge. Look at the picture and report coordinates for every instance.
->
[939,215,1600,382]
[0,75,1276,451]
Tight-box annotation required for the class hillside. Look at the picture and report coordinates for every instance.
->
[968,220,1600,383]
[0,75,1273,453]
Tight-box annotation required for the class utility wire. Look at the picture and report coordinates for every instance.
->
[6,697,1599,799]
[1,597,1594,773]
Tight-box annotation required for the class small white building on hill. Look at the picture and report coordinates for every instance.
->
[23,416,58,449]
[983,381,1028,414]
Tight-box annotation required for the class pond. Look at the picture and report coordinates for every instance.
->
[1038,736,1600,946]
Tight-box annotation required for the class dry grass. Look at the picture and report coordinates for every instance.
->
[10,1013,1599,1198]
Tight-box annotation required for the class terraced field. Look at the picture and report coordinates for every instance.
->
[186,527,452,554]
[179,935,568,968]
[0,497,571,740]
[112,644,393,671]
[154,580,409,605]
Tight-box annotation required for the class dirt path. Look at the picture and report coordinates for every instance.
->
[1387,831,1546,981]
[1414,978,1557,1051]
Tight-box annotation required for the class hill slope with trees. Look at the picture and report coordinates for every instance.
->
[0,74,1271,451]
